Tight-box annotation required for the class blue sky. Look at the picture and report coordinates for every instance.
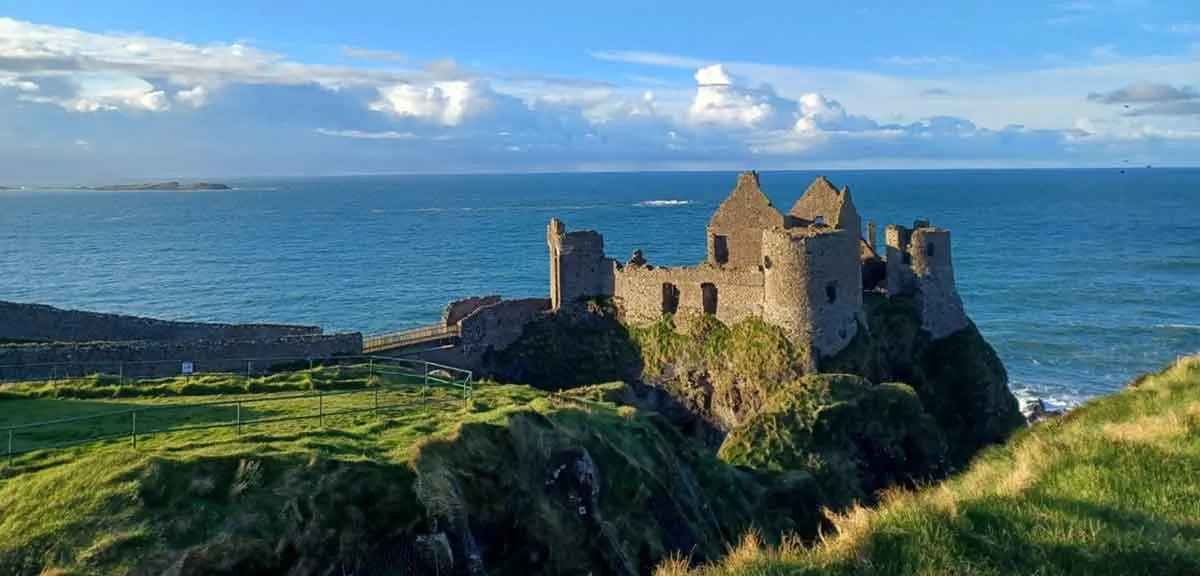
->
[0,0,1198,182]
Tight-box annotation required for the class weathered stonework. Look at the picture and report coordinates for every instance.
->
[762,226,862,363]
[458,298,552,360]
[539,172,971,363]
[548,219,616,309]
[443,295,502,326]
[885,222,968,339]
[613,264,765,325]
[706,171,785,269]
[0,300,319,343]
[788,176,862,239]
[0,334,363,381]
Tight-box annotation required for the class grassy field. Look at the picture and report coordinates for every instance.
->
[0,362,469,469]
[657,354,1200,576]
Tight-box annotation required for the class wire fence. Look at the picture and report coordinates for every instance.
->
[1,355,473,467]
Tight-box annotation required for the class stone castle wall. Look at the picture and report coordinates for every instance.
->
[762,227,861,360]
[548,219,615,309]
[706,172,785,269]
[0,300,320,343]
[613,265,765,325]
[443,295,502,326]
[909,228,968,339]
[0,333,363,381]
[458,298,552,360]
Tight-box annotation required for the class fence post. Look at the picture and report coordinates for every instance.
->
[246,360,252,379]
[318,391,324,427]
[369,357,374,377]
[374,387,380,417]
[6,428,12,468]
[131,411,138,449]
[236,402,242,436]
[119,362,124,385]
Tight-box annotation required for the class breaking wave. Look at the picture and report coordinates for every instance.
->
[635,200,692,207]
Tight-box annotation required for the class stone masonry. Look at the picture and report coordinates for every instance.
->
[0,300,319,343]
[545,171,970,361]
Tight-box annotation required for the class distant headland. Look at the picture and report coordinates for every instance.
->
[83,181,231,191]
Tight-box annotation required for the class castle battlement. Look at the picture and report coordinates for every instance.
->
[547,172,969,360]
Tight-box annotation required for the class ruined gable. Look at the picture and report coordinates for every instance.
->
[788,176,862,239]
[707,171,785,269]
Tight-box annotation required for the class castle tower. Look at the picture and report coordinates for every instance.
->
[707,171,785,269]
[548,219,615,310]
[884,224,916,296]
[908,227,968,339]
[762,226,862,366]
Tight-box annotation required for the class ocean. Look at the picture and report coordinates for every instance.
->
[2,169,1197,408]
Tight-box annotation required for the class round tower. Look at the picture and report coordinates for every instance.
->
[908,227,968,339]
[762,227,861,364]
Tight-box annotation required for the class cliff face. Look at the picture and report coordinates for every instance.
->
[495,293,1024,468]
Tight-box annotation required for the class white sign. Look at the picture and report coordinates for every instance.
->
[181,361,194,375]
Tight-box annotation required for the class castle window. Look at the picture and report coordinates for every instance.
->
[701,283,718,315]
[925,242,936,257]
[763,256,772,269]
[713,234,729,265]
[662,283,680,314]
[813,215,826,226]
[826,282,838,304]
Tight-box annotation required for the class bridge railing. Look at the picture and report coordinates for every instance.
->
[363,323,461,353]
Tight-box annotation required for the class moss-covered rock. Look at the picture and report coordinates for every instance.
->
[718,374,949,507]
[484,301,642,390]
[820,294,1024,467]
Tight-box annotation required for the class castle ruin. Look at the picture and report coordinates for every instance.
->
[547,171,968,363]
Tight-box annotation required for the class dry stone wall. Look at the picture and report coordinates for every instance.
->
[0,333,363,381]
[0,300,319,343]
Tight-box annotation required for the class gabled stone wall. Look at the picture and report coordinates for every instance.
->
[706,172,784,269]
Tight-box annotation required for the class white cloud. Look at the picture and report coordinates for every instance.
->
[875,55,964,66]
[175,85,209,108]
[687,64,795,130]
[587,50,710,69]
[369,81,491,125]
[315,128,419,139]
[340,46,407,63]
[0,75,38,92]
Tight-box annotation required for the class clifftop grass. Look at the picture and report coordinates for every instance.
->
[659,354,1200,576]
[0,370,782,575]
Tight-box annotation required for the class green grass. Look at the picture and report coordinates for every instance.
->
[657,354,1200,576]
[0,365,766,575]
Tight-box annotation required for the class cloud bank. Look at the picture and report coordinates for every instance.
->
[1,16,1199,181]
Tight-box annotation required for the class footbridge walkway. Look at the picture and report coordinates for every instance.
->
[362,323,461,354]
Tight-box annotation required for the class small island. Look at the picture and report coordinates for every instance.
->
[83,181,231,191]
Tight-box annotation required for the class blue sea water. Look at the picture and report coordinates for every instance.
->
[2,169,1198,407]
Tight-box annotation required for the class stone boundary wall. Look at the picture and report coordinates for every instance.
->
[0,300,320,343]
[442,295,502,326]
[458,298,552,362]
[614,265,765,326]
[0,333,363,381]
